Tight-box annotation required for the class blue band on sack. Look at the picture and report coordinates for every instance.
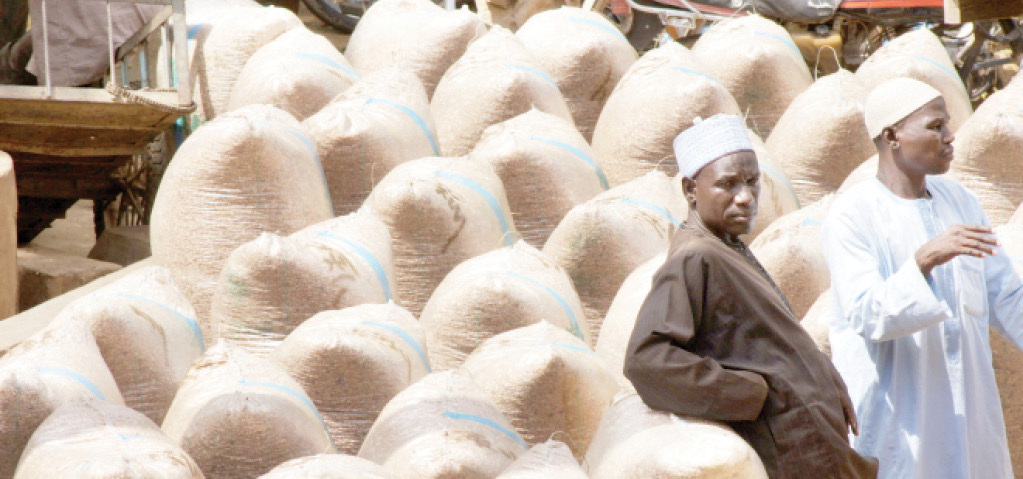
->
[620,197,682,227]
[913,55,962,82]
[434,170,515,245]
[366,98,440,156]
[36,367,105,400]
[553,343,596,355]
[568,16,627,40]
[503,64,559,88]
[505,271,585,341]
[529,135,609,190]
[802,218,822,227]
[674,67,720,85]
[754,30,802,57]
[362,321,431,372]
[757,161,801,209]
[294,53,361,80]
[443,411,528,448]
[252,120,334,215]
[117,293,206,352]
[316,232,393,301]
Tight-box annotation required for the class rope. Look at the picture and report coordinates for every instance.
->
[105,82,197,115]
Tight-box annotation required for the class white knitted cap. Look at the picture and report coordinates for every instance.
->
[865,78,942,139]
[673,114,754,178]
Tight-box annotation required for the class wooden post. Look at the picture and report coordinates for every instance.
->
[945,0,1023,24]
[0,151,16,319]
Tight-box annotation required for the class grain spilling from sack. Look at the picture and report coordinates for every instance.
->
[432,26,574,157]
[44,266,203,424]
[949,87,1023,225]
[271,303,430,455]
[994,221,1023,475]
[766,69,875,206]
[469,109,607,248]
[855,28,973,132]
[162,342,336,479]
[595,252,666,389]
[345,0,485,97]
[747,129,799,240]
[801,289,832,357]
[0,322,125,479]
[496,439,588,479]
[543,171,686,338]
[187,4,302,121]
[358,369,528,478]
[515,7,638,141]
[692,15,812,137]
[591,42,741,186]
[461,322,619,457]
[363,156,518,316]
[14,400,203,479]
[150,105,334,334]
[585,393,769,479]
[304,68,438,215]
[0,151,15,318]
[229,27,360,121]
[210,211,395,356]
[421,241,589,370]
[750,196,834,319]
[259,454,395,479]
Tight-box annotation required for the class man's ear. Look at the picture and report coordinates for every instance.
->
[881,126,899,148]
[682,176,697,207]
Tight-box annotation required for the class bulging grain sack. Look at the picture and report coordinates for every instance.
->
[260,454,395,479]
[14,400,203,479]
[994,219,1023,474]
[162,343,336,479]
[364,156,517,316]
[187,4,303,121]
[839,154,879,193]
[801,289,832,357]
[345,0,485,97]
[585,393,768,479]
[151,105,334,334]
[271,303,430,455]
[469,109,607,248]
[496,439,588,479]
[748,129,800,240]
[693,15,811,137]
[542,171,686,337]
[44,266,203,424]
[229,27,360,121]
[210,211,395,355]
[359,369,528,478]
[595,252,666,388]
[750,196,834,319]
[432,26,574,157]
[949,87,1023,225]
[461,322,619,457]
[515,7,638,141]
[766,69,876,206]
[591,43,741,186]
[0,151,14,318]
[421,241,589,370]
[855,28,973,132]
[304,68,438,215]
[0,323,124,479]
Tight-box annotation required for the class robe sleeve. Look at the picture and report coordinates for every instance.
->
[979,212,1023,350]
[623,250,769,422]
[822,208,954,342]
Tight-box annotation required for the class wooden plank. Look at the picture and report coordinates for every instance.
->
[0,92,177,128]
[945,0,1023,23]
[0,123,160,156]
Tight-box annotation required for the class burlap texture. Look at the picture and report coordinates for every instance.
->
[259,454,395,479]
[495,440,588,479]
[748,129,800,240]
[800,288,832,358]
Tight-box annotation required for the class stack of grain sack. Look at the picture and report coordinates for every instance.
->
[0,150,14,319]
[991,210,1023,473]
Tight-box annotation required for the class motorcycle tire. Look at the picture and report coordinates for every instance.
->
[626,11,662,51]
[301,0,364,34]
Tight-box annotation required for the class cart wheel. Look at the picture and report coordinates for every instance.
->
[107,131,171,229]
[588,0,663,52]
[301,0,364,34]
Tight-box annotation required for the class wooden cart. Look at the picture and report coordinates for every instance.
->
[0,0,193,244]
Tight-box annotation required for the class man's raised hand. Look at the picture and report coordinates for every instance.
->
[915,224,998,277]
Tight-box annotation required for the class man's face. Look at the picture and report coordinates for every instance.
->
[889,97,955,175]
[684,150,760,240]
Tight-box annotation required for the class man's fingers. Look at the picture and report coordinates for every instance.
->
[964,231,1000,247]
[959,224,995,234]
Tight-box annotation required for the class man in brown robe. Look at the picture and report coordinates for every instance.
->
[624,114,878,479]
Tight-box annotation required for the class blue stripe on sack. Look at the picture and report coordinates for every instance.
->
[294,53,361,80]
[362,321,431,372]
[568,16,627,40]
[620,197,682,227]
[673,66,720,85]
[36,367,105,400]
[316,231,393,301]
[239,379,338,450]
[802,218,822,227]
[912,55,964,83]
[754,30,802,57]
[283,125,335,216]
[366,98,440,156]
[503,64,559,88]
[528,135,608,190]
[116,293,206,352]
[504,271,585,341]
[117,434,146,441]
[553,343,596,355]
[434,170,515,245]
[757,161,800,209]
[443,411,528,448]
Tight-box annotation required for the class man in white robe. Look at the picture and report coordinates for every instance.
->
[822,77,1023,479]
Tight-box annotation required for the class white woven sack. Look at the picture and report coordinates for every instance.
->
[748,129,799,240]
[993,219,1023,473]
[259,454,395,479]
[801,288,832,357]
[496,440,588,479]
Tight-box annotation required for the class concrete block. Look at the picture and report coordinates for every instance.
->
[88,225,151,266]
[17,248,121,312]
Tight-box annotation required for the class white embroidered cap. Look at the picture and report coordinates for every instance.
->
[864,77,943,139]
[673,114,754,178]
